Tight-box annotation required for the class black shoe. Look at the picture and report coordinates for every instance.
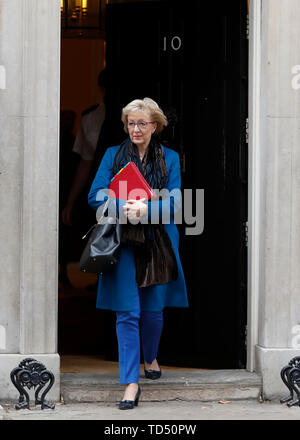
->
[144,367,162,380]
[119,385,141,410]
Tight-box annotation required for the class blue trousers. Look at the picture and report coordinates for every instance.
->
[116,309,163,384]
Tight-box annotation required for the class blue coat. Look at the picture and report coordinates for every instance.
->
[88,145,189,312]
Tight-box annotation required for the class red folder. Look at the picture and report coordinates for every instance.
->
[108,162,157,201]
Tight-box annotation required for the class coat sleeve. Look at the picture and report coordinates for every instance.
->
[143,151,182,224]
[88,147,127,219]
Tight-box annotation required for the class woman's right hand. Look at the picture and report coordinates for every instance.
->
[123,198,147,221]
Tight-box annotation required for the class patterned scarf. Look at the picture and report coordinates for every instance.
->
[112,137,178,288]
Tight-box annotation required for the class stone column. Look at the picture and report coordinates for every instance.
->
[0,0,61,401]
[255,0,300,398]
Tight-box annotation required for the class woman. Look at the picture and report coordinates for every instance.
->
[88,97,188,409]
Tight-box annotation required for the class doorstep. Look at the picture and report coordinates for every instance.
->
[60,369,262,403]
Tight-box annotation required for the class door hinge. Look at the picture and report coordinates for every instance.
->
[243,221,248,247]
[245,117,249,144]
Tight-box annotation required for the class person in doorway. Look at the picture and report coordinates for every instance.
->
[88,97,189,410]
[61,69,106,228]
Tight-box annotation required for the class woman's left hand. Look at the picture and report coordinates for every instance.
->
[123,198,148,221]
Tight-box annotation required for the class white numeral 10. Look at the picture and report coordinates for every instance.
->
[163,36,182,51]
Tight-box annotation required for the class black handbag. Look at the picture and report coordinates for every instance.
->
[79,198,121,274]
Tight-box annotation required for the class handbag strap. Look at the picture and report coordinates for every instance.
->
[97,197,111,223]
[82,197,112,240]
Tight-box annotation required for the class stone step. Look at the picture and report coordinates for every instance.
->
[61,369,262,403]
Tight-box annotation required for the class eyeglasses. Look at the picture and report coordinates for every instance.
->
[127,121,154,129]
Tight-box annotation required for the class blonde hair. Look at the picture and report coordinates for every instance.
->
[121,97,168,135]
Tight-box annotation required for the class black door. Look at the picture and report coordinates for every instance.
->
[103,0,248,368]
